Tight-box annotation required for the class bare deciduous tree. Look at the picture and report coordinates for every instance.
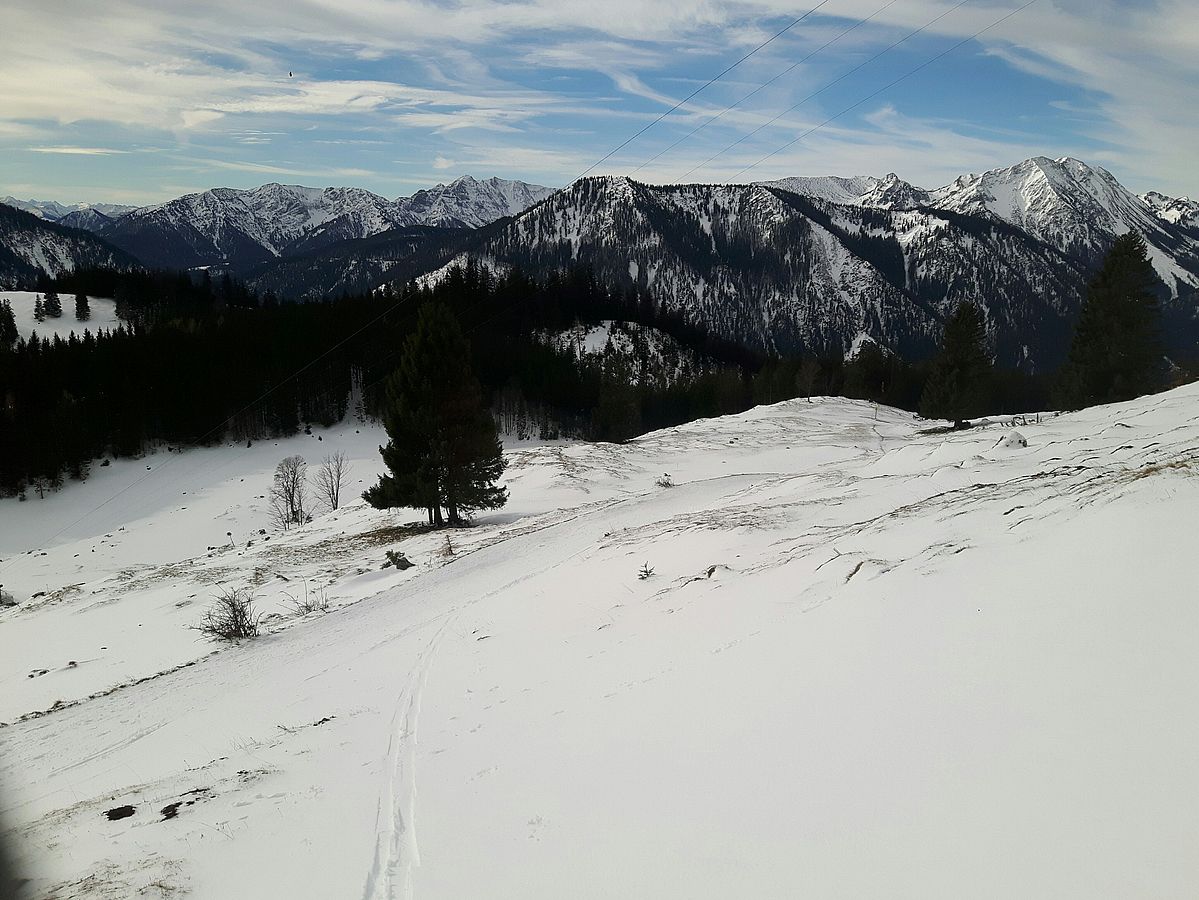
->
[270,455,308,530]
[796,357,821,402]
[313,451,351,512]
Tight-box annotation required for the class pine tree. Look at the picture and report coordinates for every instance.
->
[33,296,45,322]
[364,302,507,526]
[1056,233,1162,409]
[75,292,91,321]
[0,300,16,347]
[43,289,62,318]
[919,301,991,428]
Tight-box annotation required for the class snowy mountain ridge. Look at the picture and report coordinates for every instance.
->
[412,156,1199,369]
[0,202,140,288]
[437,174,1094,369]
[96,176,553,271]
[760,157,1199,295]
[1141,190,1199,229]
[0,196,137,225]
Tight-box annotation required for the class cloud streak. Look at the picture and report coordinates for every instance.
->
[0,0,1195,200]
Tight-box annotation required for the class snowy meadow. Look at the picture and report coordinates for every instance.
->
[0,385,1196,897]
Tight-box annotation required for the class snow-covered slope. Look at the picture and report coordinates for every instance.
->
[99,183,413,271]
[929,157,1199,295]
[446,176,1093,368]
[0,202,140,288]
[759,174,881,204]
[55,207,116,233]
[0,289,120,340]
[542,319,712,387]
[1141,190,1199,230]
[398,175,554,228]
[1,385,1196,898]
[761,172,930,210]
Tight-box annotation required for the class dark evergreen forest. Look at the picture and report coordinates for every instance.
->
[1,261,1057,498]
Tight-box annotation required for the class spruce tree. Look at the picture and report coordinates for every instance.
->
[0,300,16,347]
[364,302,507,526]
[1056,233,1162,409]
[33,296,45,322]
[919,301,991,429]
[75,292,90,321]
[43,289,62,318]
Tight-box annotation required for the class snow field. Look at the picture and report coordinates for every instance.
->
[1,387,1197,898]
[0,290,120,341]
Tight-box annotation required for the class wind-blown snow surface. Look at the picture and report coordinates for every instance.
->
[1,388,1197,898]
[0,290,120,340]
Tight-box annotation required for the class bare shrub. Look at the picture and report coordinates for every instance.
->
[198,587,261,641]
[285,581,330,615]
[269,456,308,530]
[313,451,351,511]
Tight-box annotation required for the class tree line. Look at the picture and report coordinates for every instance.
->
[0,235,1175,501]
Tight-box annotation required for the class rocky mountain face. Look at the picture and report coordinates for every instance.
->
[397,176,555,228]
[4,157,1197,368]
[0,203,140,288]
[414,157,1199,370]
[1141,190,1199,231]
[245,225,467,300]
[434,177,1097,369]
[95,176,553,272]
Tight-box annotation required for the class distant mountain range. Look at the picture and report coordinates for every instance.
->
[95,176,552,273]
[0,203,139,286]
[0,196,138,223]
[425,157,1199,369]
[3,158,1198,368]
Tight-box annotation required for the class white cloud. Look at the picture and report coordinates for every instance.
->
[0,0,1196,197]
[26,146,130,155]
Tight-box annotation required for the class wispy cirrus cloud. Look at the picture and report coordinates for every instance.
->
[0,0,1195,202]
[26,146,130,155]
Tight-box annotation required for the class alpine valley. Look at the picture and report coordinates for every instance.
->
[3,157,1198,369]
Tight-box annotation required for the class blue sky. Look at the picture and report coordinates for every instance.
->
[1,0,1195,205]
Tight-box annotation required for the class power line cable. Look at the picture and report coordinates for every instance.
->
[574,0,837,180]
[628,0,903,179]
[732,0,1040,180]
[678,0,976,182]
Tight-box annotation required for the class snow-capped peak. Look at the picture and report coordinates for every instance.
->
[398,175,554,228]
[1140,190,1199,229]
[1,196,136,223]
[928,155,1199,294]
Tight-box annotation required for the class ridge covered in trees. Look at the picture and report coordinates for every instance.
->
[0,235,1174,500]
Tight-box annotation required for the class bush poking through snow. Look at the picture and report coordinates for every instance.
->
[655,473,674,488]
[198,587,261,641]
[284,582,330,616]
[638,562,655,580]
[383,550,415,570]
[0,585,16,608]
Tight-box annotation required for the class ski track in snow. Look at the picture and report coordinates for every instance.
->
[363,616,450,900]
[2,390,1198,898]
